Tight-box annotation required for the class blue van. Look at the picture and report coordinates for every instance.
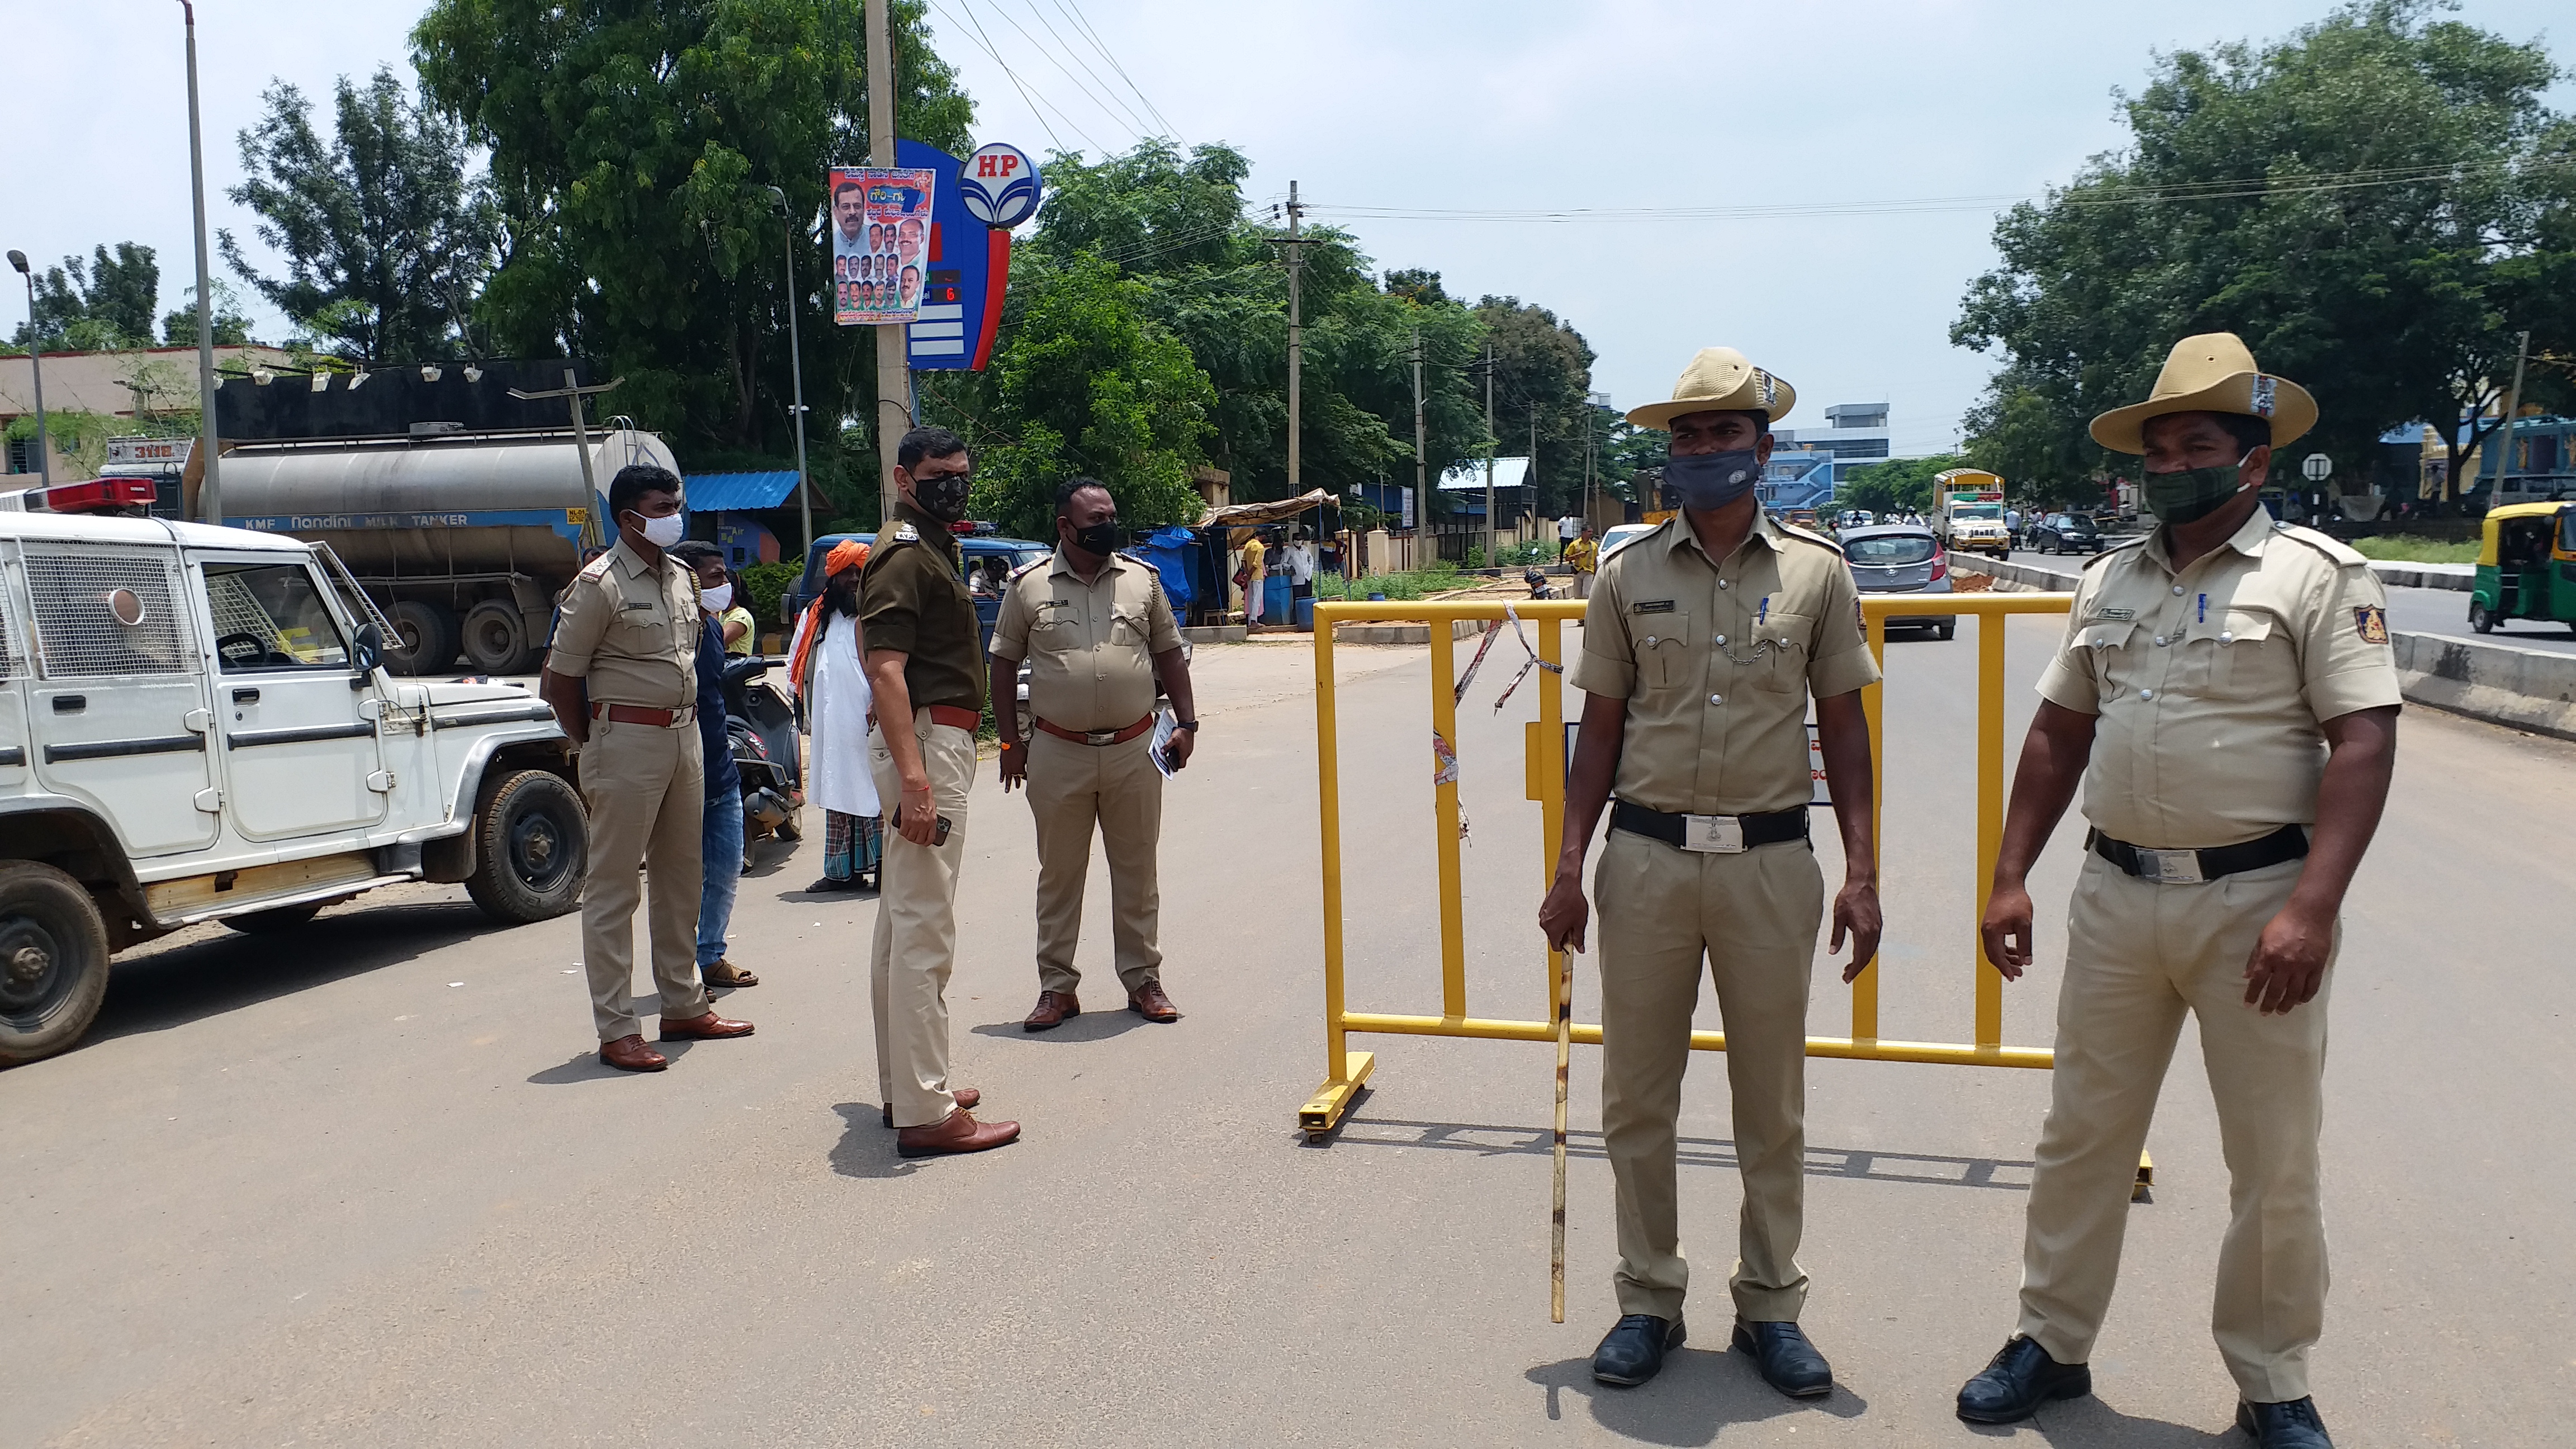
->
[786,526,1053,653]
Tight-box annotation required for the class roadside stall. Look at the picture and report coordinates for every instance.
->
[1197,487,1339,629]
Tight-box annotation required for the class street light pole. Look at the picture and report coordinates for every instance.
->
[7,251,49,484]
[180,1,222,522]
[769,187,815,559]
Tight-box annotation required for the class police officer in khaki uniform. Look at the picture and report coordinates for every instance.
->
[1954,336,2400,1449]
[859,427,1018,1157]
[540,465,754,1072]
[1539,349,1884,1396]
[987,477,1199,1031]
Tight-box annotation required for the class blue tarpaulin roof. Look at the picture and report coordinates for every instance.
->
[683,471,802,510]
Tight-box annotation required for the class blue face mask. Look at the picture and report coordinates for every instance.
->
[1662,449,1762,511]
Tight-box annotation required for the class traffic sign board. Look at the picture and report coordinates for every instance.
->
[2302,452,2333,481]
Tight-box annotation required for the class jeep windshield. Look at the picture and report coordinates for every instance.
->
[1950,504,2005,520]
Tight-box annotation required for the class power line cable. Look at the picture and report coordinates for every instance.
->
[1050,0,1182,140]
[932,0,1102,157]
[1012,0,1158,140]
[976,0,1152,145]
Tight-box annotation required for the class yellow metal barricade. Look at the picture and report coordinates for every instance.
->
[1299,590,2079,1137]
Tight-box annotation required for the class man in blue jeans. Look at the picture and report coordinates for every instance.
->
[675,541,759,989]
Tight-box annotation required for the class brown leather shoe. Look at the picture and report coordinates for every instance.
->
[896,1107,1020,1158]
[1022,990,1081,1031]
[882,1087,980,1128]
[599,1034,667,1072]
[658,1011,755,1041]
[1129,981,1180,1022]
[702,959,760,988]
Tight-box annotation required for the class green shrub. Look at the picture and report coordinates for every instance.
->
[743,561,802,628]
[2346,535,2476,565]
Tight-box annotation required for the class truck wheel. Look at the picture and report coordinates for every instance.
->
[389,600,460,676]
[0,861,113,1067]
[461,600,532,675]
[466,770,589,924]
[222,902,324,934]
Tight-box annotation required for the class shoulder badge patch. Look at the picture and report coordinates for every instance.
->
[2354,605,2389,644]
[1007,556,1048,582]
[892,522,920,543]
[1632,599,1676,615]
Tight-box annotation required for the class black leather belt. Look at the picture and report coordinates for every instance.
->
[2087,824,2307,884]
[1611,801,1810,854]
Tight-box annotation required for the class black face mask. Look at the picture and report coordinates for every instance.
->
[1661,448,1764,511]
[911,468,971,523]
[1065,520,1119,557]
[2142,453,2253,525]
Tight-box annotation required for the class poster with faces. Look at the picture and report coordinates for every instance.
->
[827,165,936,324]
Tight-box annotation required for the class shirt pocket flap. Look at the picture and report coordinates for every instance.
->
[2077,618,2142,652]
[1635,611,1693,688]
[2189,608,2275,648]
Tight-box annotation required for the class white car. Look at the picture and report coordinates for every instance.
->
[1599,522,1660,560]
[0,479,588,1064]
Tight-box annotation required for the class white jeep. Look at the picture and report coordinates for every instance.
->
[0,480,590,1064]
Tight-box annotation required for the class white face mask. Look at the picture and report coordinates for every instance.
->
[700,581,733,614]
[629,509,686,549]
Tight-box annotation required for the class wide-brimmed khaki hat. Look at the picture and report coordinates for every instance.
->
[2089,333,2316,454]
[1625,347,1795,432]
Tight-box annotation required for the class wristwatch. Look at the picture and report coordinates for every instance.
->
[1173,719,1199,732]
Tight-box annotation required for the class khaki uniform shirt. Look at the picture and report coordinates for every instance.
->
[1571,513,1881,816]
[856,503,985,712]
[547,538,698,709]
[2036,509,2402,849]
[991,548,1183,733]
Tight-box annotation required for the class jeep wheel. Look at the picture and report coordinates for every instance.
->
[223,902,324,934]
[466,770,588,924]
[0,861,113,1067]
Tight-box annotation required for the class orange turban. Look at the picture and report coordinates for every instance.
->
[826,538,872,577]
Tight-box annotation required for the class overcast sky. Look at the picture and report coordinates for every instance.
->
[7,1,2566,455]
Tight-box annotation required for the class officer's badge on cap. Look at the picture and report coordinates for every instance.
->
[2089,332,2317,454]
[1626,347,1796,432]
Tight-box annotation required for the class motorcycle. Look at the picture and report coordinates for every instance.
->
[719,656,802,844]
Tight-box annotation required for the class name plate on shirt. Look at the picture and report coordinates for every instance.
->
[1681,814,1749,853]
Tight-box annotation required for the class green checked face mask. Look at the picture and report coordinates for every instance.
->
[2141,453,2253,525]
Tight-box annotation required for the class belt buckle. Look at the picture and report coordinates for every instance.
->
[1085,727,1119,746]
[1681,814,1747,853]
[2139,847,2204,884]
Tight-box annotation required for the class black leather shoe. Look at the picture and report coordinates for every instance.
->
[1590,1314,1684,1386]
[2236,1397,2333,1447]
[1957,1334,2092,1423]
[1731,1319,1832,1398]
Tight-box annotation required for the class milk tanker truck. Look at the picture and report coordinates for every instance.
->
[191,360,680,675]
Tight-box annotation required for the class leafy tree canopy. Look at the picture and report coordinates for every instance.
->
[1954,0,2575,503]
[11,243,163,352]
[1839,454,1967,517]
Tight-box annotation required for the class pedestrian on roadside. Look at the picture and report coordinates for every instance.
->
[988,477,1199,1033]
[788,539,882,893]
[861,427,1016,1156]
[716,565,756,656]
[1286,529,1318,611]
[1564,524,1599,599]
[1952,335,2399,1449]
[1538,347,1883,1397]
[538,465,754,1072]
[670,542,760,991]
[2005,505,2024,547]
[1237,528,1267,629]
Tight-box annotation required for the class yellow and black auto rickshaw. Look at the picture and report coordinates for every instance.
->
[2468,500,2576,635]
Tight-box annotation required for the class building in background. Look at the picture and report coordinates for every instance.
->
[1758,402,1895,512]
[3,344,295,479]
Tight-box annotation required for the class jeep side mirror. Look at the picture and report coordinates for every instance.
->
[352,621,385,674]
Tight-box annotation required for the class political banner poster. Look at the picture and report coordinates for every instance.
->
[827,165,936,325]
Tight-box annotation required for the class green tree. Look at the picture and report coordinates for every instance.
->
[1954,1,2573,503]
[10,243,161,351]
[1838,454,1967,517]
[413,0,972,489]
[222,67,500,363]
[160,280,256,347]
[1472,295,1599,518]
[956,253,1213,538]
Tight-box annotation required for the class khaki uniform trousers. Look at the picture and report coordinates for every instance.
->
[1595,828,1824,1323]
[868,709,977,1129]
[2020,854,2334,1402]
[1026,730,1163,996]
[577,718,710,1041]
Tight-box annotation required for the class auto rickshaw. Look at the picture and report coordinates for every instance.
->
[2468,500,2576,634]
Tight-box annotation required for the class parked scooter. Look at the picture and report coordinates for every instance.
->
[719,656,802,844]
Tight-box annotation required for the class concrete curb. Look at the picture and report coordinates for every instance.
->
[1948,556,2576,740]
[1330,618,1495,646]
[2368,561,2474,593]
[1180,624,1248,645]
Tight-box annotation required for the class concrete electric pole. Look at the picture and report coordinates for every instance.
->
[1411,328,1426,531]
[1483,340,1496,572]
[1286,181,1304,498]
[181,1,222,522]
[866,0,910,518]
[2487,329,2532,495]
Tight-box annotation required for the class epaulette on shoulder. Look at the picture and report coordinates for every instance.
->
[2272,522,2369,567]
[1777,521,1844,557]
[576,552,615,581]
[1007,555,1050,583]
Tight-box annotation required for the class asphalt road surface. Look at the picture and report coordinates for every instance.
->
[7,626,2572,1447]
